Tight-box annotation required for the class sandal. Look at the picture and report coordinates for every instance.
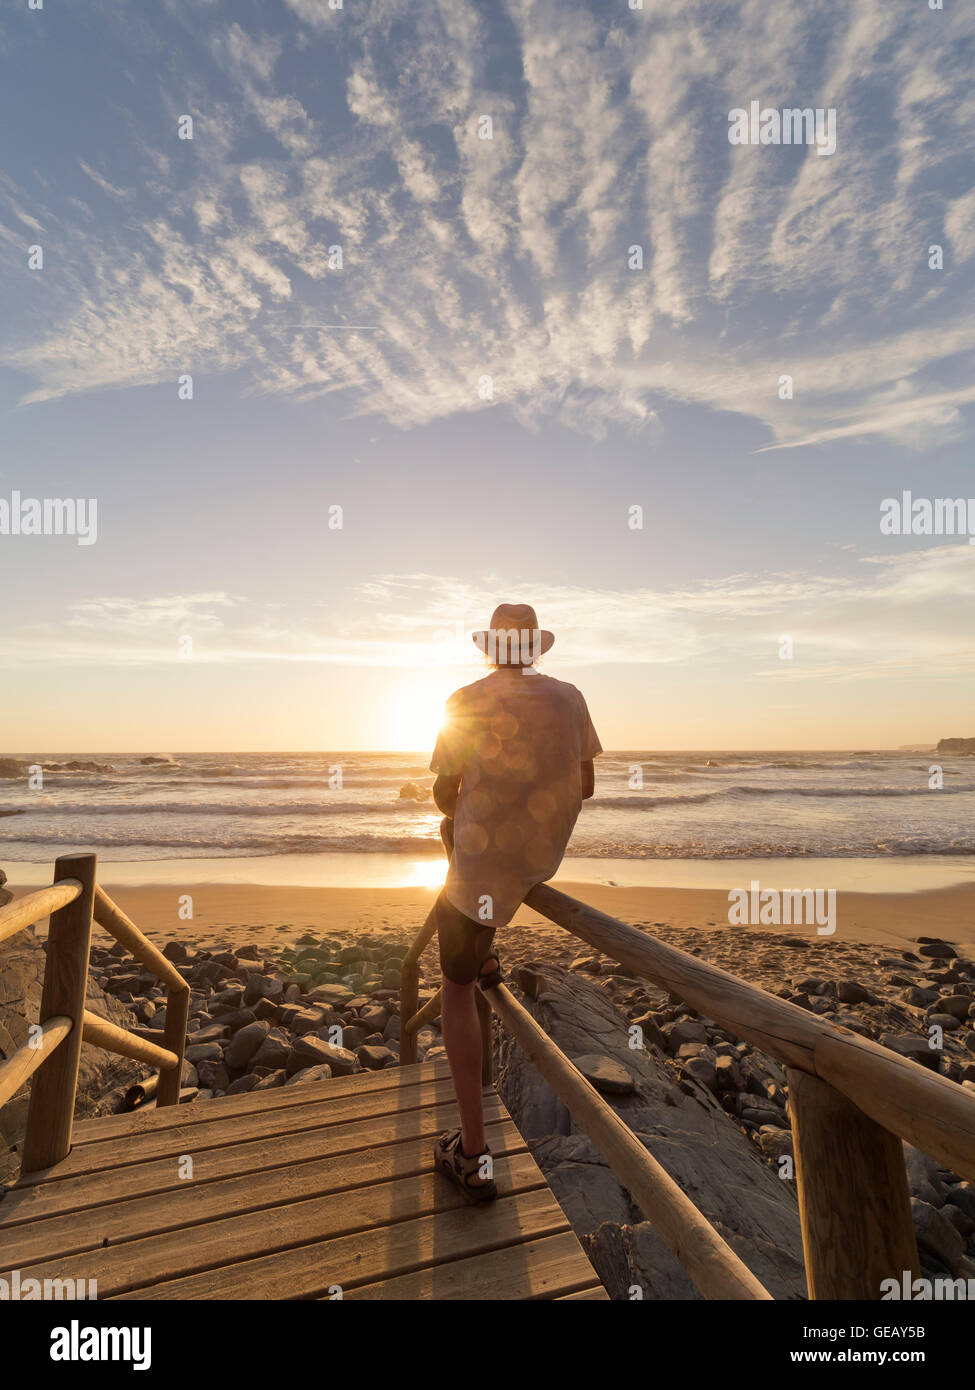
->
[477,952,503,992]
[434,1128,498,1204]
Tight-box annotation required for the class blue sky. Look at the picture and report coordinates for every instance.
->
[1,0,974,750]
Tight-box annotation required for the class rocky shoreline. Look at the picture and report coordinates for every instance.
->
[10,907,974,1292]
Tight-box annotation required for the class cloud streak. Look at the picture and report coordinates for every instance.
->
[0,0,973,451]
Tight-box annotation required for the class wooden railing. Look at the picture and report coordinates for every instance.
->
[0,852,189,1174]
[400,881,975,1301]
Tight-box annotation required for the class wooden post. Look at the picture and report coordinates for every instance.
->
[21,853,97,1173]
[787,1067,920,1299]
[399,961,420,1067]
[474,986,493,1084]
[398,905,439,1068]
[157,981,190,1107]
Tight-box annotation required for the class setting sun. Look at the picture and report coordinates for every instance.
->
[381,672,459,752]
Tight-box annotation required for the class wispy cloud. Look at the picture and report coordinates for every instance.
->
[3,545,973,675]
[1,0,973,450]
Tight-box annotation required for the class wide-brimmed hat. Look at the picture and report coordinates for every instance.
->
[472,603,555,663]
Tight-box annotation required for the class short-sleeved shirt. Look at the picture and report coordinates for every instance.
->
[430,669,602,928]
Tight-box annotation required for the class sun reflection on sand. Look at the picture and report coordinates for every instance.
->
[407,858,448,890]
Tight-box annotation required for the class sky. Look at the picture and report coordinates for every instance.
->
[1,0,974,752]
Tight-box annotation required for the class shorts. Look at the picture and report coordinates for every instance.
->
[436,891,497,985]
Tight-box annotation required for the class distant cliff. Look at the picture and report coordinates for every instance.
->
[937,737,975,755]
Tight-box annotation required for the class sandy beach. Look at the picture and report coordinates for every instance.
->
[38,877,975,960]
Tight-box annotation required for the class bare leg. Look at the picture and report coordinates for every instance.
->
[441,974,487,1158]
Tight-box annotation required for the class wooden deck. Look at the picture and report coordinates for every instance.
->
[0,1059,606,1300]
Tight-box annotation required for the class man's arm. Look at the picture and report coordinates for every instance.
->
[581,759,595,800]
[433,773,461,817]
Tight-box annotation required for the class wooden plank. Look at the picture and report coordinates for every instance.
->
[788,1067,920,1300]
[489,982,770,1301]
[0,1111,522,1266]
[14,1153,549,1298]
[18,1072,467,1184]
[342,1230,600,1300]
[1,1092,509,1226]
[0,881,82,944]
[93,886,188,994]
[558,1286,611,1299]
[525,883,975,1182]
[0,1016,72,1108]
[112,1187,571,1300]
[21,855,96,1173]
[68,1056,452,1145]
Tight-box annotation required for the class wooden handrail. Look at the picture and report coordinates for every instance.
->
[522,882,975,1183]
[0,1016,73,1109]
[487,981,771,1300]
[2,855,192,1176]
[0,880,83,946]
[81,1010,180,1070]
[93,886,189,995]
[396,879,975,1297]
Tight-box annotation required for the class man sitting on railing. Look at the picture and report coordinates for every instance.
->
[426,604,601,1202]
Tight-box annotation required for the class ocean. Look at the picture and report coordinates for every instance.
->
[1,750,973,864]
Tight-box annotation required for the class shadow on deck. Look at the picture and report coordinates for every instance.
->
[0,1058,606,1300]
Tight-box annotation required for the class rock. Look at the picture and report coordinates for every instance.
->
[935,995,972,1021]
[681,1056,717,1093]
[307,982,356,1007]
[380,968,402,990]
[185,1023,229,1046]
[903,1144,947,1207]
[357,1044,396,1070]
[358,1004,390,1033]
[911,1198,967,1274]
[285,1064,333,1086]
[384,1015,402,1041]
[184,1042,224,1064]
[757,1128,794,1161]
[918,942,957,960]
[209,1006,258,1032]
[836,981,870,1005]
[226,1074,259,1095]
[880,1034,940,1070]
[251,1031,293,1071]
[945,1183,975,1223]
[162,941,189,963]
[571,1054,635,1095]
[927,1013,961,1032]
[225,1020,271,1068]
[902,986,940,1007]
[496,965,807,1300]
[714,1054,743,1092]
[665,1019,708,1051]
[276,1004,313,1032]
[196,1060,230,1091]
[251,1068,287,1090]
[242,974,284,1008]
[287,1037,358,1076]
[569,956,602,975]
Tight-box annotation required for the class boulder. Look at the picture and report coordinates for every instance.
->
[357,1044,396,1070]
[286,1037,358,1076]
[496,965,806,1299]
[285,1063,333,1086]
[225,1020,271,1068]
